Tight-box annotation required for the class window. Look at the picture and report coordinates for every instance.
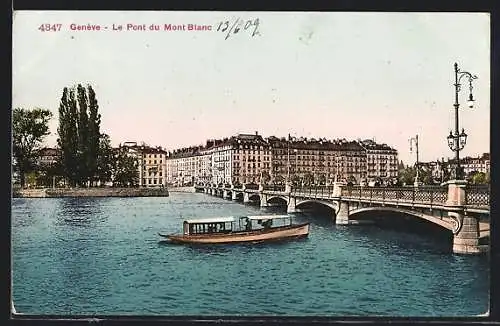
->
[159,178,163,184]
[159,172,162,176]
[148,179,151,184]
[154,160,157,164]
[154,179,157,184]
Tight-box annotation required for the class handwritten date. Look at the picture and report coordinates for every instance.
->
[216,18,260,40]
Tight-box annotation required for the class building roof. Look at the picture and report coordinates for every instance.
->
[119,143,168,154]
[358,139,397,152]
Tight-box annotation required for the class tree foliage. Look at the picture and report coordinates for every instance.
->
[96,134,115,185]
[112,150,139,187]
[12,107,52,187]
[57,84,101,186]
[398,165,416,186]
[260,170,271,184]
[467,171,489,185]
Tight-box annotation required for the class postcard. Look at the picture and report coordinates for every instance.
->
[11,10,490,318]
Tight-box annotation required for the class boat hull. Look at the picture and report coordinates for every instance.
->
[160,223,310,245]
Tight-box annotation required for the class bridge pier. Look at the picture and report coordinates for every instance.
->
[260,193,269,207]
[335,200,349,225]
[446,180,482,255]
[243,192,250,204]
[287,197,296,213]
[451,212,481,254]
[223,189,231,199]
[231,191,237,200]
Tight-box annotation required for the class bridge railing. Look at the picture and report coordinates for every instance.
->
[465,184,490,208]
[341,186,449,207]
[291,186,334,197]
[245,184,259,190]
[263,185,286,192]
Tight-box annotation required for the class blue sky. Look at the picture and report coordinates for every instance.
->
[12,11,490,165]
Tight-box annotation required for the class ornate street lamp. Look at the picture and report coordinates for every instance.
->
[409,134,420,186]
[447,62,477,180]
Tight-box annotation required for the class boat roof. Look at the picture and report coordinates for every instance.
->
[246,215,291,221]
[184,217,236,224]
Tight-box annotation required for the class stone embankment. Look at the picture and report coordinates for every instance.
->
[167,186,195,193]
[13,187,169,198]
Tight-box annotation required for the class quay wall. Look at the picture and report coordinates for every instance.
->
[168,186,195,193]
[13,187,170,198]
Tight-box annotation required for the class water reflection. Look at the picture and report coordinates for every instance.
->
[54,197,108,227]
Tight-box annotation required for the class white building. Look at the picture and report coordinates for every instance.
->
[358,139,399,184]
[120,142,168,187]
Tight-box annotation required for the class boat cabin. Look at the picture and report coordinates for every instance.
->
[181,215,295,235]
[183,217,236,235]
[241,215,293,231]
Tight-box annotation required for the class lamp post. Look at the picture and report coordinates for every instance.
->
[409,134,420,186]
[286,134,291,184]
[293,148,298,186]
[284,134,292,193]
[447,62,477,180]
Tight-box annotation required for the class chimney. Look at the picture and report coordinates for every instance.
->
[255,131,258,135]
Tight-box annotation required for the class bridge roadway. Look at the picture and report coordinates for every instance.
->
[195,182,490,255]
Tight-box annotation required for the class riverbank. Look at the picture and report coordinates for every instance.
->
[167,186,195,193]
[12,187,169,198]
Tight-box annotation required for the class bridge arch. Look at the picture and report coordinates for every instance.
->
[296,199,338,212]
[348,206,453,231]
[248,193,260,201]
[266,196,288,205]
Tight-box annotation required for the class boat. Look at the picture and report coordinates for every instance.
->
[159,215,309,245]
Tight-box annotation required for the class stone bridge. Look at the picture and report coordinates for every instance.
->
[194,181,490,255]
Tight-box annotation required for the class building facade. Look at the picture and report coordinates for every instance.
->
[164,133,397,187]
[166,146,212,186]
[461,153,490,175]
[264,136,368,186]
[120,142,168,187]
[36,147,60,167]
[358,139,399,184]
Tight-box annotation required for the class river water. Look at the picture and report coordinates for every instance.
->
[11,193,489,317]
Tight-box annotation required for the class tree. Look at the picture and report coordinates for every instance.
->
[398,160,405,170]
[420,168,434,185]
[87,85,101,186]
[57,84,102,187]
[469,171,488,185]
[96,134,114,185]
[12,107,52,188]
[112,150,138,187]
[57,87,79,186]
[398,166,416,186]
[260,170,271,184]
[77,84,89,184]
